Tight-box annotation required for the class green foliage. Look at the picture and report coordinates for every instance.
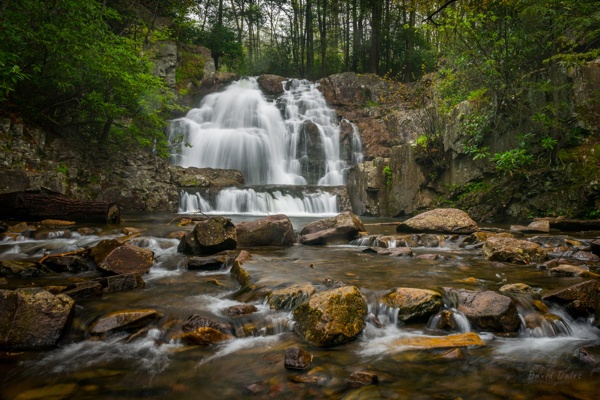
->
[176,51,205,89]
[383,166,392,187]
[56,163,68,176]
[490,149,533,176]
[0,0,176,154]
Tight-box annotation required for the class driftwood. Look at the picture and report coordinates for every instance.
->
[0,190,120,223]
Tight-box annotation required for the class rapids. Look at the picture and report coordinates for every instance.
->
[1,215,599,399]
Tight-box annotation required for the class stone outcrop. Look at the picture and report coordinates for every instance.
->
[299,211,365,245]
[293,286,367,347]
[236,214,296,247]
[178,217,237,255]
[381,288,444,323]
[396,208,478,234]
[257,74,286,95]
[0,288,74,349]
[482,236,548,264]
[91,239,154,275]
[455,290,520,332]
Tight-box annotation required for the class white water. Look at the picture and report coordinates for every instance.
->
[178,188,338,216]
[169,77,362,215]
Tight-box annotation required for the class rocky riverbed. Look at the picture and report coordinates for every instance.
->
[1,209,600,399]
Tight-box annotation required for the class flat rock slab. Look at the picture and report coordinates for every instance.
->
[396,208,477,234]
[91,240,154,275]
[393,332,486,349]
[89,309,162,335]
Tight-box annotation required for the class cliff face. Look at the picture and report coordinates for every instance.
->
[321,67,600,220]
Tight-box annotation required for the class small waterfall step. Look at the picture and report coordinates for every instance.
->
[179,186,346,216]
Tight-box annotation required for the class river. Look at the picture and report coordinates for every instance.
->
[1,213,599,399]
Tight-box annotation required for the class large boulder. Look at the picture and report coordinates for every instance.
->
[0,288,74,349]
[178,216,237,255]
[293,286,367,347]
[299,211,365,245]
[482,237,548,264]
[236,214,296,247]
[455,290,520,332]
[381,288,444,323]
[257,74,286,95]
[396,208,478,234]
[543,280,600,321]
[90,239,154,275]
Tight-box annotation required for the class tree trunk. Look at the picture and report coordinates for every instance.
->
[0,190,121,223]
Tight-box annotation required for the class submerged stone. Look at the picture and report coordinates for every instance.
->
[284,347,313,370]
[393,332,486,349]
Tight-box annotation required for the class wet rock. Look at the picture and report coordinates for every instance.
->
[257,74,286,95]
[284,347,313,370]
[381,288,443,323]
[299,212,365,245]
[186,254,231,270]
[293,286,367,347]
[230,250,251,287]
[396,208,477,234]
[463,231,514,245]
[91,239,154,275]
[438,347,466,360]
[0,260,47,278]
[417,254,441,260]
[0,287,74,349]
[77,227,96,236]
[543,280,600,320]
[576,343,600,367]
[393,332,486,349]
[63,281,103,299]
[376,247,413,257]
[455,290,520,332]
[8,221,32,234]
[42,255,90,273]
[570,251,600,262]
[482,237,548,264]
[268,283,316,310]
[177,216,237,255]
[89,309,162,335]
[95,272,146,293]
[33,228,72,240]
[347,371,379,387]
[549,264,599,278]
[227,304,258,317]
[499,283,537,294]
[40,219,76,227]
[236,214,296,247]
[377,235,418,248]
[181,314,233,345]
[417,233,447,247]
[529,235,584,249]
[510,220,550,234]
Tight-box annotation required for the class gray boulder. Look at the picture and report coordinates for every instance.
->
[178,216,237,255]
[236,214,296,247]
[456,290,520,332]
[299,212,365,245]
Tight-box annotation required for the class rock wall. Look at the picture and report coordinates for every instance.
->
[0,117,243,213]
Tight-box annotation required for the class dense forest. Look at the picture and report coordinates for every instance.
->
[1,0,599,215]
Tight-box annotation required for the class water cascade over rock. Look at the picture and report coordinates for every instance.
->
[169,77,362,215]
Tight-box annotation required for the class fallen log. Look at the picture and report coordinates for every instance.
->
[0,190,120,223]
[533,217,600,231]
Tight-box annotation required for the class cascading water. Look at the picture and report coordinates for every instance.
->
[168,77,362,215]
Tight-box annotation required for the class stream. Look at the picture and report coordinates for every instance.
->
[1,214,599,399]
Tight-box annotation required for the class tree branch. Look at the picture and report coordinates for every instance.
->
[423,0,460,25]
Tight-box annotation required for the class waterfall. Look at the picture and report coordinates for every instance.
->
[169,77,362,215]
